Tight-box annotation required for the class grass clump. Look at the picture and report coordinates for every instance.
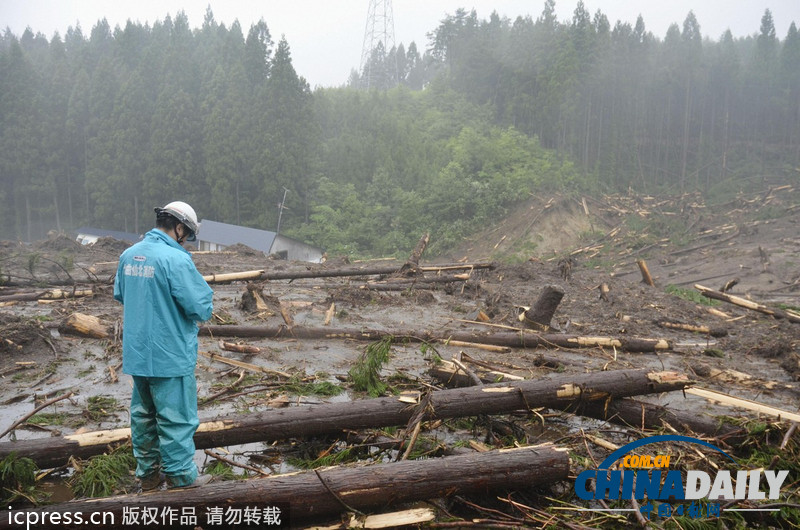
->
[287,446,360,470]
[85,395,121,422]
[0,452,40,504]
[204,460,240,480]
[348,336,393,397]
[665,285,720,306]
[27,412,68,426]
[279,377,344,397]
[70,444,135,498]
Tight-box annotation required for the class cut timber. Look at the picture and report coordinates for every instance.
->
[430,363,745,445]
[346,508,436,529]
[200,262,491,283]
[440,339,511,353]
[694,284,800,324]
[258,262,494,281]
[656,319,728,337]
[59,312,109,339]
[0,445,568,529]
[685,387,800,422]
[199,324,671,353]
[0,289,93,303]
[355,275,477,292]
[203,270,264,283]
[430,359,523,387]
[0,368,689,469]
[520,285,564,331]
[571,399,747,447]
[637,259,655,286]
[199,350,289,378]
[219,341,261,354]
[323,302,335,326]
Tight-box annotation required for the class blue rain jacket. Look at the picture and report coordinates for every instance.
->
[114,229,213,377]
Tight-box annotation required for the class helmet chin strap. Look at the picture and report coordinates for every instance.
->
[175,225,187,245]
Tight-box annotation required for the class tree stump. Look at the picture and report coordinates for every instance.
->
[522,285,564,331]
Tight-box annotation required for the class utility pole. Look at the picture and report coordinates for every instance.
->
[270,187,289,255]
[275,187,289,237]
[359,0,398,90]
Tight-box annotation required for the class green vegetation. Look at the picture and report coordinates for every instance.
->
[0,453,40,504]
[70,445,136,498]
[203,460,240,480]
[2,8,795,255]
[27,412,68,426]
[278,378,344,398]
[85,395,121,422]
[348,337,393,397]
[665,285,720,306]
[287,446,360,470]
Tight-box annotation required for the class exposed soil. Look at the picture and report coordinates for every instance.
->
[1,185,799,525]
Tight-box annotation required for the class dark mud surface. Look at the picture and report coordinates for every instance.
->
[1,186,799,526]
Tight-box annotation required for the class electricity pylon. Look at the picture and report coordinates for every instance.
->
[359,0,398,89]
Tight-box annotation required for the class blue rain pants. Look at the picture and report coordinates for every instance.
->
[131,374,199,487]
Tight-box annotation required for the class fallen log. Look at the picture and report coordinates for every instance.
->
[199,324,671,352]
[0,444,569,529]
[348,275,478,292]
[219,341,261,354]
[569,399,747,447]
[366,274,474,285]
[199,350,289,378]
[0,368,690,469]
[655,319,728,337]
[59,312,110,339]
[257,262,495,281]
[430,359,523,387]
[430,361,746,445]
[0,288,93,303]
[685,387,800,422]
[203,270,265,283]
[694,284,800,324]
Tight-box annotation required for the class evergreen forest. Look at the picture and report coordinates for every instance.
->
[1,2,798,257]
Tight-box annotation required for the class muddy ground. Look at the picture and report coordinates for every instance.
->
[0,185,799,527]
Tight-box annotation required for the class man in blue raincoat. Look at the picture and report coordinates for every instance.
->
[114,201,214,490]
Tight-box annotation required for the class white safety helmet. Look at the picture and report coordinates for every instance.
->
[154,201,199,241]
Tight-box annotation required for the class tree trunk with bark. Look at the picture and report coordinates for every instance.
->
[0,369,689,469]
[0,445,569,529]
[59,312,110,339]
[521,285,564,331]
[695,284,800,324]
[430,363,745,445]
[398,233,430,276]
[198,324,671,352]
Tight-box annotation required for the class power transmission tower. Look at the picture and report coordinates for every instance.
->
[359,0,398,90]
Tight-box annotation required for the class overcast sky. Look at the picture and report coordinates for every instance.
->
[2,1,797,87]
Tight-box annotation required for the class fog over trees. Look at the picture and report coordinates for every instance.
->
[1,3,798,256]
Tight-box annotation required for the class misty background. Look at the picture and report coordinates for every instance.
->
[0,2,798,257]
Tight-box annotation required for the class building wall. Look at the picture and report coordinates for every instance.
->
[198,241,226,252]
[271,236,324,263]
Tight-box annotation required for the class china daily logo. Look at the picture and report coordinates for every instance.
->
[574,435,789,520]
